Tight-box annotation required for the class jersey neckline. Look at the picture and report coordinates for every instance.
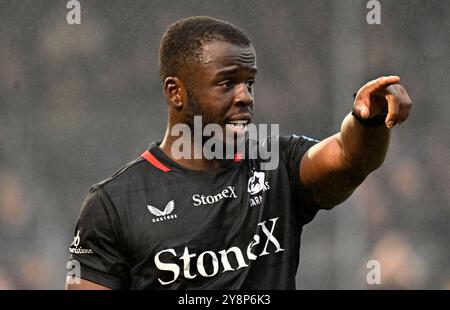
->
[143,142,243,181]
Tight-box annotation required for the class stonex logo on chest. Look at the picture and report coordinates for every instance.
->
[154,217,284,285]
[192,186,237,207]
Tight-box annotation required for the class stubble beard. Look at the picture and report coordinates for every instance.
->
[184,90,244,155]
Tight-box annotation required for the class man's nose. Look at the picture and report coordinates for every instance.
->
[233,82,253,107]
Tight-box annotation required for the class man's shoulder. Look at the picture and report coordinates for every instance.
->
[92,155,157,199]
[247,134,319,164]
[249,134,319,146]
[277,134,320,144]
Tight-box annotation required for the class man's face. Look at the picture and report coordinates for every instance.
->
[183,40,257,139]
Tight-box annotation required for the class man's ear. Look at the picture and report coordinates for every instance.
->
[164,77,186,108]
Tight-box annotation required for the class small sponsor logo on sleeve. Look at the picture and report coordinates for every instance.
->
[69,229,93,254]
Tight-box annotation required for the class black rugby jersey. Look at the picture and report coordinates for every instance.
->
[68,135,320,289]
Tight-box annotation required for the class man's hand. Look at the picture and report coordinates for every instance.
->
[300,75,413,209]
[353,76,412,128]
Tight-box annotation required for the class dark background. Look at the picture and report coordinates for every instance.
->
[0,0,449,289]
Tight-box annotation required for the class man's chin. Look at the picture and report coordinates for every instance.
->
[224,123,248,136]
[220,127,247,158]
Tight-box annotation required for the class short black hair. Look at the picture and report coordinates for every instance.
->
[159,16,251,82]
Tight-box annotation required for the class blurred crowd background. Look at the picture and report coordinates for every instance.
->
[0,0,449,289]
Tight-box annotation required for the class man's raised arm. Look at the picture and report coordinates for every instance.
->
[300,76,412,209]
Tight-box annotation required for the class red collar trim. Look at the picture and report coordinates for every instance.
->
[141,150,171,172]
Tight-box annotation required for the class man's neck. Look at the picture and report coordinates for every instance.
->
[159,132,228,171]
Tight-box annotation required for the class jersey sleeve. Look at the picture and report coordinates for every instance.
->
[68,185,130,289]
[279,134,321,225]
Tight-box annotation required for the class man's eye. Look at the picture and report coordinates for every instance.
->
[246,80,255,88]
[222,81,234,89]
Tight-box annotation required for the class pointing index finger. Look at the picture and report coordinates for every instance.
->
[363,75,401,94]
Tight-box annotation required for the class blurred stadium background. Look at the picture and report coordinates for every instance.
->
[0,0,449,289]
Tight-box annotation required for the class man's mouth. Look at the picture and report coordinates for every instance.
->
[226,119,249,130]
[225,119,250,136]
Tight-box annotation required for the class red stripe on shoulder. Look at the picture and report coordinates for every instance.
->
[141,150,171,172]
